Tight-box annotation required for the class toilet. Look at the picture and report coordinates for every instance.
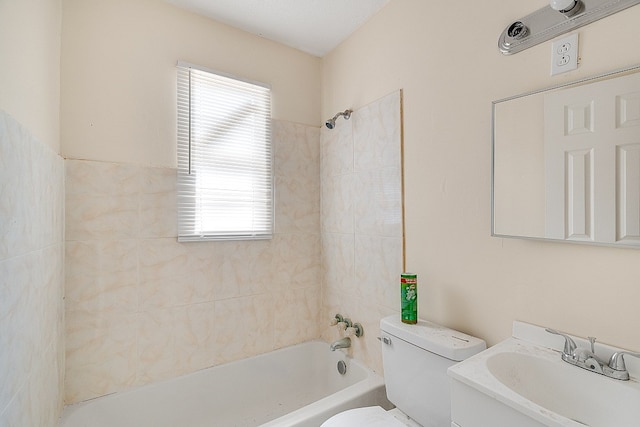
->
[321,315,486,427]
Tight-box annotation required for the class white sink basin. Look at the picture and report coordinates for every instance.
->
[486,351,640,426]
[448,322,640,427]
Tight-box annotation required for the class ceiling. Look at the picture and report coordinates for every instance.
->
[165,0,390,57]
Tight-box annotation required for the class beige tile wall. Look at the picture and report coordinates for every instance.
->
[64,119,321,403]
[64,95,400,402]
[0,111,65,426]
[321,91,403,375]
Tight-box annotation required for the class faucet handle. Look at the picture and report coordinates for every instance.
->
[330,314,344,326]
[587,336,597,353]
[345,323,364,338]
[608,351,640,371]
[545,328,577,356]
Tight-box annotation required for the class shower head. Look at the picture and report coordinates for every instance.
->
[325,109,352,129]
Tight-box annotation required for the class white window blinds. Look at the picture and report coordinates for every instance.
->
[176,62,273,241]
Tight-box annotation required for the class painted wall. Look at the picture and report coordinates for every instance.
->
[0,0,65,425]
[0,0,61,152]
[61,0,321,167]
[322,0,640,351]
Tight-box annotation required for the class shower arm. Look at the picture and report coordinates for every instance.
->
[331,110,351,122]
[325,109,352,129]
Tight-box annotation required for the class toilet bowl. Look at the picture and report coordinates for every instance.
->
[322,406,421,427]
[321,315,485,427]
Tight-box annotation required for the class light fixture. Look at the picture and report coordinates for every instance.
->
[550,0,583,17]
[499,0,640,55]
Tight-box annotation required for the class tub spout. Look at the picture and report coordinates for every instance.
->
[330,337,351,351]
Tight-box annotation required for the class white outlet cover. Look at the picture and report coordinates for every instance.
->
[551,33,579,76]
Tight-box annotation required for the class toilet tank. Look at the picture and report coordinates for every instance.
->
[379,315,485,427]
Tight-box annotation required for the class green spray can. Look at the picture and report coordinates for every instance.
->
[401,273,417,324]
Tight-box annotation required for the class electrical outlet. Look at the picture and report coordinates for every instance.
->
[551,33,579,76]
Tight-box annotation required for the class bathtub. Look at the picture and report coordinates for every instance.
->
[59,340,391,427]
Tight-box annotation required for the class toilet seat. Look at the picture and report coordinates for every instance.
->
[321,406,411,427]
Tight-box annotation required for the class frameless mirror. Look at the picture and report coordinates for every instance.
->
[492,64,640,247]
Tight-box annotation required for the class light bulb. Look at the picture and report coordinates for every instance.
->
[550,0,576,11]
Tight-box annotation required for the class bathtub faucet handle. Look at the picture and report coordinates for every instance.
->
[330,314,344,327]
[345,323,364,338]
[337,318,353,331]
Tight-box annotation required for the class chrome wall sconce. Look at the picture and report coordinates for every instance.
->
[499,0,640,55]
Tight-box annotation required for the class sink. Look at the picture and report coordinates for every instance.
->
[486,351,640,426]
[448,321,640,427]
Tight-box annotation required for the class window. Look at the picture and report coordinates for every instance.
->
[176,62,273,241]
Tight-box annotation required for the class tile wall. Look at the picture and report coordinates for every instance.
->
[64,120,321,403]
[0,111,65,426]
[47,91,399,404]
[320,91,404,374]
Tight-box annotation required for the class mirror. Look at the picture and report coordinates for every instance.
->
[492,64,640,247]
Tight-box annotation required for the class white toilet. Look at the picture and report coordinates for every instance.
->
[321,315,486,427]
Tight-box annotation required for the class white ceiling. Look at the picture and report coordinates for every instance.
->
[165,0,390,57]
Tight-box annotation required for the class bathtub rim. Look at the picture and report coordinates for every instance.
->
[59,339,389,427]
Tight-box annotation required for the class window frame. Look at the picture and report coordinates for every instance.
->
[176,61,274,242]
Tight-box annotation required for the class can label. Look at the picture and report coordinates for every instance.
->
[401,273,417,324]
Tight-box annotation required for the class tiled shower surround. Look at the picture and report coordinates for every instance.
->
[64,120,322,403]
[320,91,403,375]
[0,111,65,425]
[64,90,402,404]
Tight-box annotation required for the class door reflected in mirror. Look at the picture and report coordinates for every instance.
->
[492,65,640,247]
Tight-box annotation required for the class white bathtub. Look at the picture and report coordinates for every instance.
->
[59,340,391,427]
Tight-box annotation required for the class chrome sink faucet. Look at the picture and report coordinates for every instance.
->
[546,328,640,381]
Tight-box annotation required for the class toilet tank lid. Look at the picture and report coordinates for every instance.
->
[380,315,486,361]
